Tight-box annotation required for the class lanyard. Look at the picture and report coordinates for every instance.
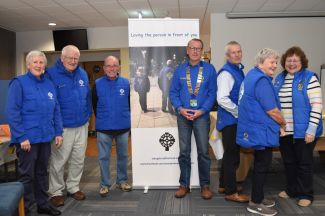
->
[186,66,203,97]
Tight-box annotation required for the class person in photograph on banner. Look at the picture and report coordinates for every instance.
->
[158,59,175,114]
[47,45,92,207]
[92,56,132,197]
[169,38,217,200]
[134,66,150,113]
[216,41,249,203]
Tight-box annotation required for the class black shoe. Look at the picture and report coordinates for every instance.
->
[37,206,61,216]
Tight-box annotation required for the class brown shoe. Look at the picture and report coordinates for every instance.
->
[68,191,86,200]
[175,186,190,198]
[218,185,243,194]
[50,195,64,207]
[201,186,213,200]
[225,193,249,203]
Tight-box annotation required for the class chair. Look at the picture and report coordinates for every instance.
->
[0,182,25,216]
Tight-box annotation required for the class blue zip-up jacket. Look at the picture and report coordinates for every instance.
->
[274,69,323,138]
[216,61,245,130]
[169,61,217,118]
[94,76,130,130]
[236,67,280,150]
[6,72,63,145]
[47,58,91,128]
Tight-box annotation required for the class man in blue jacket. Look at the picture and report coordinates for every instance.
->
[216,41,249,203]
[47,45,92,207]
[92,56,131,197]
[169,38,216,200]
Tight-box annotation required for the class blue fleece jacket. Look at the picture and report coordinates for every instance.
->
[169,61,217,118]
[47,58,91,128]
[6,72,63,144]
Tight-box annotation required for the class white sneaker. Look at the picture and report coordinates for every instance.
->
[247,201,278,216]
[262,198,275,208]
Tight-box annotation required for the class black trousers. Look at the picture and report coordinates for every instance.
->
[138,92,148,111]
[16,142,51,210]
[219,124,240,195]
[279,135,316,201]
[251,147,273,204]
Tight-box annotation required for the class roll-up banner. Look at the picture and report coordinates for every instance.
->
[129,18,200,189]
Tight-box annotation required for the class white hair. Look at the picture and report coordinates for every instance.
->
[61,45,80,57]
[26,50,47,66]
[255,48,279,65]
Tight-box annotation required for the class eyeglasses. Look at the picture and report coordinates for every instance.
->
[104,65,119,68]
[285,59,301,64]
[64,56,79,62]
[188,47,202,52]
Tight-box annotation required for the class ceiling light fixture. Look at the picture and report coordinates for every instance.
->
[226,11,325,19]
[48,22,56,26]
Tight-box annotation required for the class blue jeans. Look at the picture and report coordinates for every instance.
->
[177,115,211,187]
[97,131,129,187]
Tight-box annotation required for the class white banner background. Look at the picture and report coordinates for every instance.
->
[129,18,200,189]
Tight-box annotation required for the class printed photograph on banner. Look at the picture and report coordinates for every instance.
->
[130,46,187,128]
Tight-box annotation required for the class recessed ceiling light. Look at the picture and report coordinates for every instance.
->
[48,22,56,26]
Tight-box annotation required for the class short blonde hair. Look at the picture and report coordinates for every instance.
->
[26,50,47,66]
[225,41,241,54]
[255,48,279,65]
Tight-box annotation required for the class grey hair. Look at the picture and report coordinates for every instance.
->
[26,50,47,66]
[104,55,120,65]
[61,45,80,57]
[225,41,241,54]
[255,48,279,65]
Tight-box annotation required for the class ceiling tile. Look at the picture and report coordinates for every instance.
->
[180,0,208,8]
[149,0,178,9]
[0,0,29,9]
[21,0,58,7]
[287,0,320,11]
[207,0,238,13]
[311,0,325,10]
[233,0,266,12]
[89,1,123,11]
[259,0,295,12]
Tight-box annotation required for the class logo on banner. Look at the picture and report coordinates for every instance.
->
[120,88,125,96]
[159,132,175,151]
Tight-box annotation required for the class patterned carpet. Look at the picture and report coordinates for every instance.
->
[2,152,325,215]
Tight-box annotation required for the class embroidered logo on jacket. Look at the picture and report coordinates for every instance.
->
[79,79,85,87]
[120,89,125,96]
[48,92,54,100]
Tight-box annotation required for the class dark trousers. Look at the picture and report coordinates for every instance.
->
[138,92,148,111]
[219,124,240,195]
[16,142,51,209]
[251,147,272,204]
[279,135,316,201]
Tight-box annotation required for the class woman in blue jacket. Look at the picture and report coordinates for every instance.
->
[274,47,323,207]
[236,48,286,216]
[6,51,63,216]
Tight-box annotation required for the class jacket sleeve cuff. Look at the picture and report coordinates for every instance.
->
[306,124,317,137]
[17,135,28,143]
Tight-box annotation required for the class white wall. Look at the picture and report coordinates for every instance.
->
[16,26,128,74]
[210,13,325,75]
